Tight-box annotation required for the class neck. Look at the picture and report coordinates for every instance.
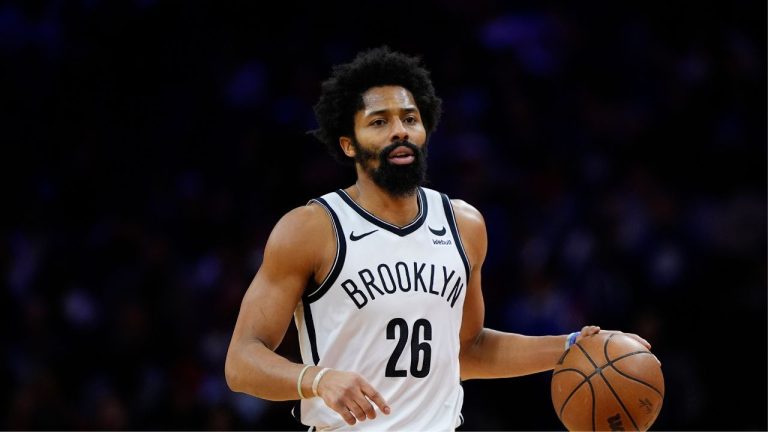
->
[345,176,419,227]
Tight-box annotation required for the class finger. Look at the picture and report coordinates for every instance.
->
[630,333,652,350]
[581,325,600,336]
[347,400,368,422]
[355,393,377,420]
[330,401,357,425]
[604,330,653,350]
[615,331,651,349]
[361,383,391,416]
[341,408,357,425]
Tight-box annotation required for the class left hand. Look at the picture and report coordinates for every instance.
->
[576,326,652,350]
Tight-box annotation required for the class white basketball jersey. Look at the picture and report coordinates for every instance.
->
[293,187,470,431]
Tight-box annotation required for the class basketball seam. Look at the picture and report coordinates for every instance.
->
[597,368,640,430]
[555,371,596,429]
[602,334,640,431]
[555,342,597,430]
[570,347,655,384]
[590,377,596,431]
[574,341,599,368]
[610,353,664,397]
[554,367,589,420]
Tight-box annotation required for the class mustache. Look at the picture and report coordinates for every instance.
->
[380,140,424,160]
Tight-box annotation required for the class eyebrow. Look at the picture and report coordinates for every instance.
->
[363,107,419,118]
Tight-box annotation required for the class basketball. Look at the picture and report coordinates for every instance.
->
[551,332,664,431]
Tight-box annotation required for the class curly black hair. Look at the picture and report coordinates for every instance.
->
[311,46,443,164]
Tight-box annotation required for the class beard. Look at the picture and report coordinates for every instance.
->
[353,139,428,197]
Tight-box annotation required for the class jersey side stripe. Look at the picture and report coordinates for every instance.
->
[302,298,320,364]
[441,193,470,280]
[305,197,346,302]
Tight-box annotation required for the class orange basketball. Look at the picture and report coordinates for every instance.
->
[551,332,664,431]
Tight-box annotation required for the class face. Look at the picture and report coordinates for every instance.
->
[342,86,429,197]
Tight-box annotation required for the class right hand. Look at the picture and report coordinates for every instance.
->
[315,369,391,425]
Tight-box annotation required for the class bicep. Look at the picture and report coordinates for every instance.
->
[230,207,328,351]
[233,260,307,351]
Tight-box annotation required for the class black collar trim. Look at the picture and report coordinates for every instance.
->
[335,187,428,236]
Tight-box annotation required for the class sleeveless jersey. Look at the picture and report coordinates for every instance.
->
[293,187,470,431]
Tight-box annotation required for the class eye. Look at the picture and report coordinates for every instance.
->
[369,118,386,126]
[404,115,418,124]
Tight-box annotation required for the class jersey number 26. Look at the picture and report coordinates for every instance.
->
[385,318,432,378]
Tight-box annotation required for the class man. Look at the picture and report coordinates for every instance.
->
[225,46,650,430]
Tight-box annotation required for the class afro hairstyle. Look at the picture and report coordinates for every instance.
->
[311,46,442,164]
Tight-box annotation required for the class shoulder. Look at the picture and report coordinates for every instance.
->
[280,201,330,226]
[424,187,486,230]
[266,202,334,252]
[449,199,486,235]
[258,202,337,282]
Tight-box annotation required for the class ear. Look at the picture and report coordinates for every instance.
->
[339,136,356,158]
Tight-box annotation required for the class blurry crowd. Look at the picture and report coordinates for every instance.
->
[2,1,765,430]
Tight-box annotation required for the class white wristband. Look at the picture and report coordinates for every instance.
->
[312,367,331,397]
[297,364,312,399]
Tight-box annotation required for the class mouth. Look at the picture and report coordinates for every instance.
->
[386,145,415,165]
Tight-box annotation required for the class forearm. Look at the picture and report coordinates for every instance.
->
[225,339,318,401]
[459,328,568,380]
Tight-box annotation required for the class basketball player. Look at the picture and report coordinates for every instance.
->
[224,46,651,430]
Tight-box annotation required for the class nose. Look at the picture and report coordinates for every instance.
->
[390,117,409,142]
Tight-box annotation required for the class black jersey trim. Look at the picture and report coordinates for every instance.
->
[302,298,320,364]
[441,194,471,280]
[335,187,428,236]
[290,402,314,427]
[305,197,346,303]
[291,401,301,424]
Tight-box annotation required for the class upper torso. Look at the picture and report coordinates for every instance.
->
[294,186,470,430]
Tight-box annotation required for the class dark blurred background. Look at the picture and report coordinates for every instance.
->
[2,1,766,430]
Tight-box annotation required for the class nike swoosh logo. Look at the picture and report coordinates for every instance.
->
[429,226,446,236]
[349,229,379,241]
